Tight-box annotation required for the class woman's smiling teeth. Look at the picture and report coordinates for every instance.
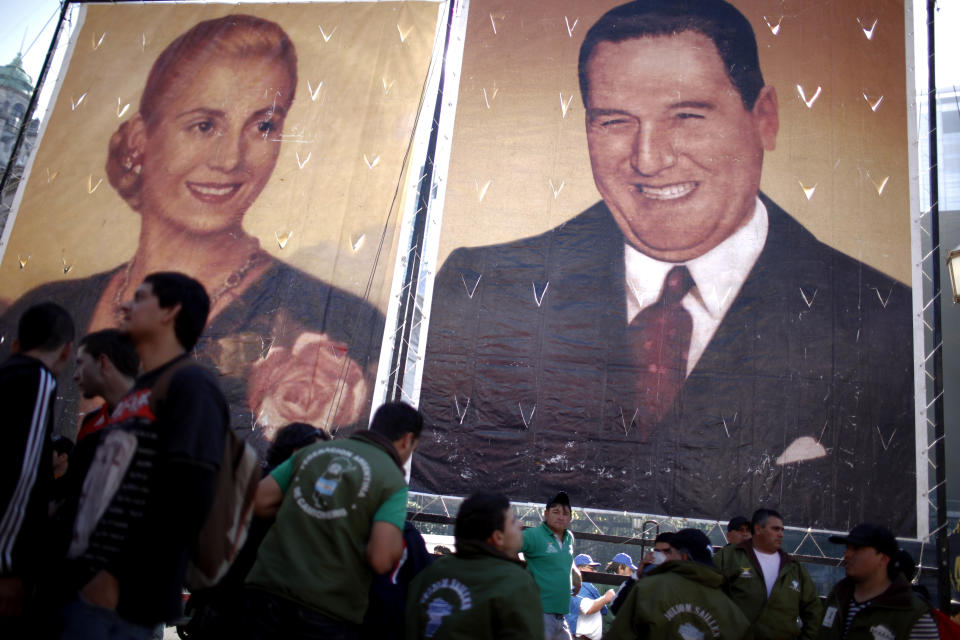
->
[635,181,697,200]
[187,182,241,201]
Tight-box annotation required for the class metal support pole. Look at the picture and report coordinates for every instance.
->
[925,0,950,612]
[386,1,457,399]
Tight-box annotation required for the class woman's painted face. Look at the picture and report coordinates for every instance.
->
[137,54,293,235]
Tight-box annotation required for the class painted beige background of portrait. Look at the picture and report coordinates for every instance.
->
[0,1,441,307]
[437,0,910,284]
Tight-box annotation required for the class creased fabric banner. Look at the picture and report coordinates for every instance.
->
[413,0,917,535]
[0,2,441,451]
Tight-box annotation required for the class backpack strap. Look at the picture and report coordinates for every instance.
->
[147,355,195,416]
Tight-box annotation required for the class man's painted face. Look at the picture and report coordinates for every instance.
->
[584,32,778,263]
[752,517,785,553]
[545,503,572,535]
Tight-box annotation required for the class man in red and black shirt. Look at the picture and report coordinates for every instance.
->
[61,273,228,638]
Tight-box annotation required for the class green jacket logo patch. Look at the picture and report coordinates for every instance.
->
[869,625,894,640]
[292,446,372,520]
[420,578,473,638]
[677,622,705,640]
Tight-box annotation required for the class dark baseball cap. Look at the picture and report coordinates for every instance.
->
[828,523,897,557]
[671,529,715,565]
[727,516,750,532]
[546,491,570,510]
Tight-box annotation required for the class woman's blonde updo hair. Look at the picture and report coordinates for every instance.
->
[106,14,298,208]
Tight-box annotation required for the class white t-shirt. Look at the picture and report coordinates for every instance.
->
[576,595,604,640]
[754,549,781,597]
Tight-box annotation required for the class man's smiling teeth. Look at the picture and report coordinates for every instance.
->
[637,182,697,200]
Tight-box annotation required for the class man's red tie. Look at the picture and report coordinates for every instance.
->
[628,265,694,440]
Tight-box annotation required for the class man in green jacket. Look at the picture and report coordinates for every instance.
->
[245,402,421,638]
[406,492,543,639]
[819,523,937,639]
[714,508,821,639]
[607,528,751,639]
[521,491,576,640]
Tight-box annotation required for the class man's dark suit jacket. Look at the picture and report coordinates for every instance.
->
[415,194,916,534]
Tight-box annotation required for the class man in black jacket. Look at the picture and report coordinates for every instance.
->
[0,302,74,634]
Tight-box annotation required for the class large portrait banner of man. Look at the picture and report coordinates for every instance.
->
[0,2,445,450]
[414,0,921,534]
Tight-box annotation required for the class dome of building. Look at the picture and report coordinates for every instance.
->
[0,54,34,97]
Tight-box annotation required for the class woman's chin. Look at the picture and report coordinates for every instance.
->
[146,214,249,240]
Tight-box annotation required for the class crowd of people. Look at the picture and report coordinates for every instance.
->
[2,271,959,640]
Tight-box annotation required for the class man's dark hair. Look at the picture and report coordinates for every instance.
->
[266,422,328,471]
[455,492,510,543]
[889,548,917,582]
[578,0,765,110]
[654,532,676,545]
[727,515,750,532]
[51,435,74,457]
[143,272,210,351]
[671,528,715,565]
[751,508,783,532]
[17,302,75,353]
[546,491,571,511]
[369,401,423,441]
[79,329,140,379]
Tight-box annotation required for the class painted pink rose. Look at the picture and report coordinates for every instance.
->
[247,332,370,440]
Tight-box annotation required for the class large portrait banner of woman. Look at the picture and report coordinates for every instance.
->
[0,2,445,449]
[412,0,924,535]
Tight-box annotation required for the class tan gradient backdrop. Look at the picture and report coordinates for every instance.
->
[0,1,441,307]
[437,0,910,284]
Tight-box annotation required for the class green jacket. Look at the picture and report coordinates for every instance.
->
[246,433,408,623]
[605,560,753,640]
[819,576,930,640]
[405,541,543,639]
[714,541,822,639]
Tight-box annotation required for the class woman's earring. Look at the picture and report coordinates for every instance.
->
[123,149,141,174]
